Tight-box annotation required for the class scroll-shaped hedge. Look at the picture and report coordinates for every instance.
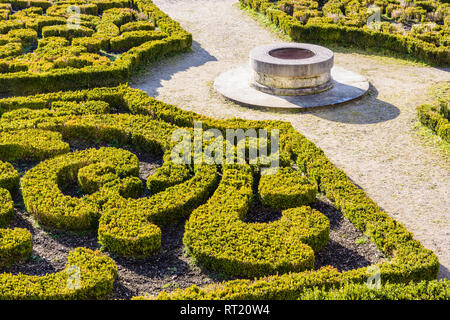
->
[0,129,69,267]
[259,167,317,209]
[0,85,442,297]
[21,145,218,256]
[417,82,449,143]
[241,0,450,66]
[0,247,117,300]
[146,152,191,194]
[0,160,20,196]
[183,165,329,278]
[99,164,218,257]
[22,147,141,230]
[0,189,32,268]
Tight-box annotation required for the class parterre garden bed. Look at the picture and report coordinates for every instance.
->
[0,0,448,300]
[240,0,449,65]
[0,0,191,95]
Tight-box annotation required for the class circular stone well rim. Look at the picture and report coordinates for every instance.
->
[268,47,315,60]
[250,43,334,77]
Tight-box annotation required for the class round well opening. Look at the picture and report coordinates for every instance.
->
[268,48,315,60]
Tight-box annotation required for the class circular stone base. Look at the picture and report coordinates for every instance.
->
[214,66,369,110]
[250,78,333,96]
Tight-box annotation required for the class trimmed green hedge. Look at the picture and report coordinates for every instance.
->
[110,30,167,52]
[0,160,19,195]
[16,110,217,256]
[99,164,217,256]
[146,157,191,194]
[42,25,94,40]
[0,0,193,94]
[0,187,13,229]
[0,129,69,161]
[1,100,110,121]
[120,20,155,32]
[7,28,37,46]
[297,279,450,300]
[0,85,441,299]
[0,42,21,58]
[259,166,317,209]
[241,0,449,66]
[0,226,32,268]
[71,37,103,53]
[140,272,449,300]
[417,81,449,143]
[184,165,329,278]
[22,147,141,230]
[0,162,32,267]
[0,247,117,300]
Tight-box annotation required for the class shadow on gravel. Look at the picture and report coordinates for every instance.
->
[438,264,450,280]
[306,84,400,124]
[131,40,217,96]
[229,83,400,125]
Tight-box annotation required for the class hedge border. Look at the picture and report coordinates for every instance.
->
[240,0,449,66]
[19,118,218,257]
[0,85,440,299]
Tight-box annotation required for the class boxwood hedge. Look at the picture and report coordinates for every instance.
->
[0,247,117,300]
[0,128,72,268]
[258,166,317,209]
[297,279,450,300]
[183,164,329,278]
[0,85,441,299]
[0,0,192,94]
[13,102,219,257]
[0,188,32,268]
[141,273,449,300]
[417,81,449,143]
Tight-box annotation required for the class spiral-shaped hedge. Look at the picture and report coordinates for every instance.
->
[0,84,442,299]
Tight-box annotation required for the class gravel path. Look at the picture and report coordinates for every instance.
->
[132,0,450,278]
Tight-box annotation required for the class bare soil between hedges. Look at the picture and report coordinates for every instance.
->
[2,141,383,299]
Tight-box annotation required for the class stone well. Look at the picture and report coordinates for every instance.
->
[214,42,370,110]
[249,43,334,96]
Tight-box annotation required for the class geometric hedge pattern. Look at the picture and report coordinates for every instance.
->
[0,85,440,299]
[0,0,446,300]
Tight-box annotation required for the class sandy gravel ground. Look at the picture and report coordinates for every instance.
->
[132,0,450,278]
